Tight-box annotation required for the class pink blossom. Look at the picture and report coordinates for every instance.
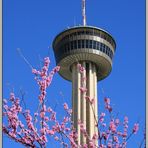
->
[32,69,38,74]
[40,111,45,118]
[44,57,50,66]
[132,123,139,134]
[113,136,118,143]
[115,119,120,125]
[117,131,122,136]
[63,103,68,110]
[124,116,128,123]
[92,133,98,140]
[89,141,95,148]
[100,112,105,117]
[122,132,127,138]
[54,136,59,141]
[10,93,15,101]
[34,112,38,116]
[41,135,48,143]
[104,97,110,105]
[109,121,116,133]
[102,132,108,140]
[47,129,55,135]
[47,107,52,113]
[83,144,88,148]
[79,87,87,93]
[77,64,85,73]
[53,66,60,73]
[3,99,7,104]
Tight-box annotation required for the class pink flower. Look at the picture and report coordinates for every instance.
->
[3,99,7,104]
[104,97,110,105]
[47,129,55,135]
[10,93,15,101]
[124,116,128,123]
[89,141,95,148]
[113,136,118,143]
[77,64,85,73]
[92,133,98,140]
[117,131,122,136]
[100,112,105,117]
[79,87,87,93]
[54,136,59,141]
[34,112,38,116]
[102,132,108,140]
[32,69,37,74]
[83,144,88,148]
[47,107,52,113]
[44,57,50,66]
[90,98,95,104]
[109,121,116,133]
[41,135,48,142]
[63,103,68,110]
[40,111,45,118]
[115,119,120,125]
[53,66,60,73]
[122,132,127,138]
[132,123,139,134]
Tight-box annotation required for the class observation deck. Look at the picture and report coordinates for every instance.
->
[53,26,116,81]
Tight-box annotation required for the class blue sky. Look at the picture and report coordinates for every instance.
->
[3,0,145,147]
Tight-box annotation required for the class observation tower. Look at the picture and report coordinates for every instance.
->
[52,0,116,146]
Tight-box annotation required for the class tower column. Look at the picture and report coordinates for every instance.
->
[72,61,98,146]
[72,63,81,146]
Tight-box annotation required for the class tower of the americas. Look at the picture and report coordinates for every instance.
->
[53,0,116,146]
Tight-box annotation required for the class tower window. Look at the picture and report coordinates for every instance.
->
[93,41,97,49]
[86,40,89,48]
[74,40,77,49]
[78,40,81,48]
[71,41,74,50]
[82,40,85,48]
[89,40,92,48]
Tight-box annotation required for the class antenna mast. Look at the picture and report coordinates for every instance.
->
[82,0,86,26]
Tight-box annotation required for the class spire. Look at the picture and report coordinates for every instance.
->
[82,0,86,26]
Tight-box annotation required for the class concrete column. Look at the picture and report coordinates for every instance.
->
[72,62,98,146]
[80,62,86,144]
[87,62,95,139]
[72,63,81,145]
[93,64,98,147]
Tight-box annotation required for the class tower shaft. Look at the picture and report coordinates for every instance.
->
[72,61,98,146]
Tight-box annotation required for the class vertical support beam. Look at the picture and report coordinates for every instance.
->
[80,62,86,144]
[72,62,98,146]
[72,63,81,145]
[93,64,98,147]
[87,62,95,139]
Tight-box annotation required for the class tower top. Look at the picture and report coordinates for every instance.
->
[82,0,86,26]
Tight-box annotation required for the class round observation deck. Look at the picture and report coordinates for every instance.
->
[52,26,116,81]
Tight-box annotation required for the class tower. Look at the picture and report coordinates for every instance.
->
[52,0,116,146]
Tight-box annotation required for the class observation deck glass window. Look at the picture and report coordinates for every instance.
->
[86,31,89,35]
[89,40,92,48]
[71,41,74,50]
[100,43,103,51]
[78,40,81,48]
[86,40,89,48]
[93,41,97,49]
[74,40,77,49]
[97,42,100,50]
[68,43,70,51]
[82,40,85,48]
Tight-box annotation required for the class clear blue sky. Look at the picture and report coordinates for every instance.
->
[3,0,145,147]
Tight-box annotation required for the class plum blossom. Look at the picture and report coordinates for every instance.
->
[132,123,139,134]
[3,57,142,148]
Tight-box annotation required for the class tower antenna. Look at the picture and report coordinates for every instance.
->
[82,0,86,26]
